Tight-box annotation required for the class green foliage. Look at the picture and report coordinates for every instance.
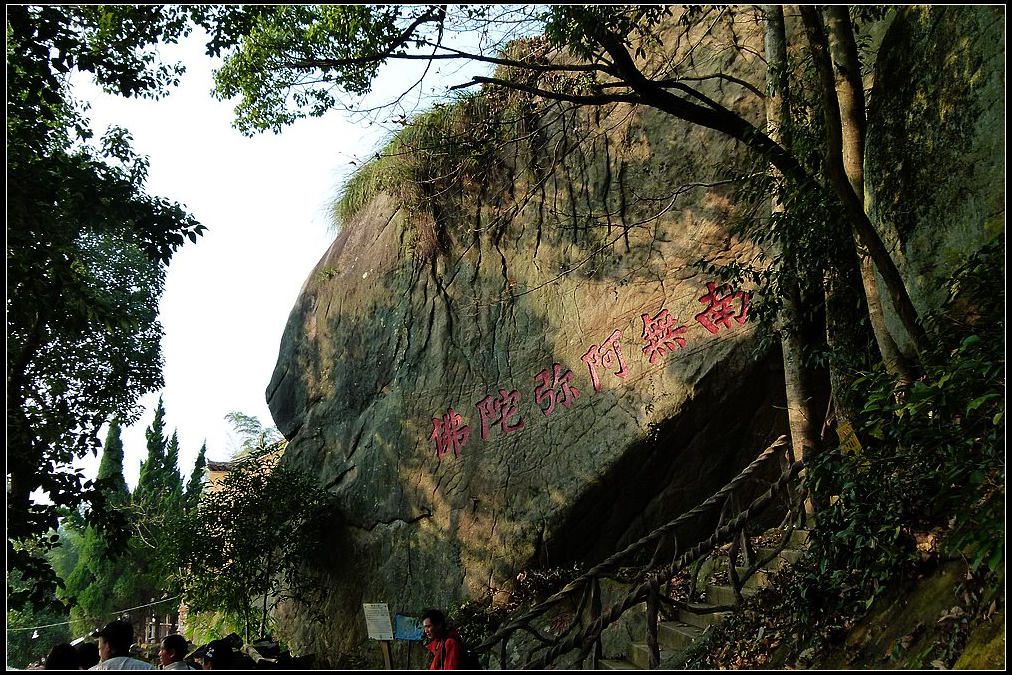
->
[46,519,86,585]
[181,608,240,647]
[134,399,185,515]
[223,411,284,457]
[172,417,336,643]
[184,443,209,511]
[684,235,1004,669]
[63,422,142,632]
[96,420,130,508]
[542,6,672,60]
[7,5,206,609]
[61,402,190,635]
[202,5,442,135]
[811,233,1005,589]
[6,572,73,669]
[796,235,1001,656]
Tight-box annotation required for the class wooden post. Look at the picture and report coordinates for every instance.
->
[646,575,660,670]
[591,578,602,670]
[379,640,393,670]
[499,632,509,670]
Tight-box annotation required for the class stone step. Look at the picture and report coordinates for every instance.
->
[705,583,757,606]
[736,566,772,589]
[599,658,641,670]
[628,642,676,670]
[676,604,729,629]
[790,528,812,547]
[657,620,702,651]
[779,547,804,565]
[753,546,804,571]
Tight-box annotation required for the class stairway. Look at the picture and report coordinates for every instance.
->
[599,528,811,670]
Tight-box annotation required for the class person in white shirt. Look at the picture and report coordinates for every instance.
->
[158,634,194,670]
[89,620,156,670]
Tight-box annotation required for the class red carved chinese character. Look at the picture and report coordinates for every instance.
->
[534,363,581,417]
[694,282,751,334]
[581,329,630,393]
[429,407,470,459]
[642,309,689,364]
[475,389,526,440]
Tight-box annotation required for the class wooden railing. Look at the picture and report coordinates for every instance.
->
[472,435,804,669]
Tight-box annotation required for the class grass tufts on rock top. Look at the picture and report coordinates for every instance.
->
[330,36,594,260]
[330,83,540,260]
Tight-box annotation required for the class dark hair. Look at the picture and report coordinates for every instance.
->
[96,619,133,654]
[162,633,189,659]
[205,638,233,669]
[421,609,446,626]
[76,641,100,669]
[44,642,80,670]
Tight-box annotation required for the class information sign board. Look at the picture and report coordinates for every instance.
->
[362,603,394,641]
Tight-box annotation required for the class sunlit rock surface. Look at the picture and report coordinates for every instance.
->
[268,14,790,664]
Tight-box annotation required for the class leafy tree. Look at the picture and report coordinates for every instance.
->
[45,517,86,587]
[173,416,335,643]
[6,571,73,669]
[224,410,284,457]
[6,4,206,608]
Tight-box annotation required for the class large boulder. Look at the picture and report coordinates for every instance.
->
[865,6,1005,350]
[267,13,790,665]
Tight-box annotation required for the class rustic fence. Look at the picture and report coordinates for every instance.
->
[472,434,805,669]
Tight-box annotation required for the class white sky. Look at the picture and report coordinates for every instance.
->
[70,25,498,488]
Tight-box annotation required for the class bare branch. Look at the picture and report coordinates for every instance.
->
[662,74,765,100]
[449,75,639,107]
[289,46,616,77]
[413,37,616,75]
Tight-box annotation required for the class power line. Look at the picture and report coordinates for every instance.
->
[6,595,181,633]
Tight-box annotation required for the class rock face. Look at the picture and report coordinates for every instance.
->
[266,14,791,664]
[265,6,1003,665]
[865,6,1005,351]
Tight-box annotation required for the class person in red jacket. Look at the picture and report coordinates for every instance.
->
[423,609,463,670]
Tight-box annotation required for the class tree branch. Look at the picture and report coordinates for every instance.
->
[413,37,615,75]
[659,74,765,100]
[288,36,613,77]
[449,75,639,107]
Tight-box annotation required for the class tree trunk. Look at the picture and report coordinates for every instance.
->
[261,557,271,640]
[765,5,821,518]
[799,6,930,362]
[596,19,929,359]
[824,6,917,386]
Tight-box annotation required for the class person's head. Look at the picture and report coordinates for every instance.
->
[421,609,447,640]
[76,641,100,669]
[202,639,233,670]
[160,634,189,667]
[44,642,79,670]
[95,619,133,661]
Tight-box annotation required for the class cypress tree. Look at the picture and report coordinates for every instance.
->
[164,430,183,500]
[135,396,167,500]
[184,441,208,510]
[96,418,130,506]
[63,420,132,627]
